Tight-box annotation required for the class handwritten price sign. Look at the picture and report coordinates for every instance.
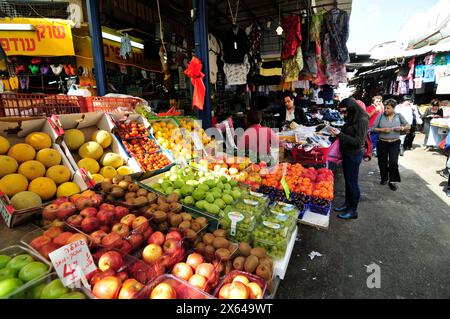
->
[49,240,97,289]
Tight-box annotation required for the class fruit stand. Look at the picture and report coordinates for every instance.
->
[0,101,335,300]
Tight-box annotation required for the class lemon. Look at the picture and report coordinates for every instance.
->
[91,174,104,184]
[100,166,117,179]
[28,177,57,200]
[101,153,123,168]
[57,182,81,198]
[91,130,112,148]
[0,136,10,155]
[0,174,29,197]
[18,161,46,181]
[78,142,103,160]
[46,165,71,185]
[36,148,62,168]
[117,166,134,176]
[7,143,36,163]
[77,158,100,174]
[0,155,18,178]
[25,132,52,150]
[64,129,85,151]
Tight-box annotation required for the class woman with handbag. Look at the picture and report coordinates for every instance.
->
[329,98,369,220]
[372,99,411,191]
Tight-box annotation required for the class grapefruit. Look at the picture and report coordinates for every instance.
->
[99,166,117,179]
[7,143,36,163]
[0,136,10,154]
[0,155,19,177]
[0,174,29,197]
[78,142,103,160]
[10,191,42,210]
[18,161,46,181]
[28,177,57,200]
[77,158,100,174]
[117,166,134,176]
[25,132,52,150]
[64,129,85,151]
[101,153,123,168]
[57,182,81,198]
[46,165,71,185]
[91,130,112,148]
[36,149,62,168]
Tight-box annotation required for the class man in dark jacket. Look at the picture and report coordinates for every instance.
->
[279,92,308,129]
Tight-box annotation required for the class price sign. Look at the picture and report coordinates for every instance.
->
[280,163,290,199]
[49,240,97,289]
[190,132,204,151]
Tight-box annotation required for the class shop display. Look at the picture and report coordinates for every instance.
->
[214,270,266,299]
[253,221,289,259]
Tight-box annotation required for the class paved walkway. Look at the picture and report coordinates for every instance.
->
[278,134,450,298]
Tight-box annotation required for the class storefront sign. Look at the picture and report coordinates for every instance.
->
[0,18,74,56]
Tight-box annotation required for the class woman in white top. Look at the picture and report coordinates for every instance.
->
[395,95,422,155]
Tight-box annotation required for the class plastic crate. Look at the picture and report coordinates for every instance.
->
[0,93,82,117]
[309,203,332,216]
[291,147,330,165]
[213,270,267,299]
[83,97,141,114]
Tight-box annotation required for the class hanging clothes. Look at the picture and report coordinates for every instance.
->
[283,48,304,82]
[246,23,262,84]
[322,33,347,86]
[415,64,425,78]
[222,26,249,64]
[184,57,206,111]
[310,10,327,86]
[281,15,302,60]
[261,22,282,59]
[323,8,350,64]
[208,33,221,85]
[423,65,436,83]
[224,55,250,85]
[67,0,83,28]
[256,59,282,85]
[120,34,132,59]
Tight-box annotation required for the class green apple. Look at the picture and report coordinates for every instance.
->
[0,255,11,269]
[58,291,87,299]
[6,254,34,271]
[0,278,24,298]
[40,279,69,299]
[18,262,49,283]
[0,268,18,281]
[26,283,47,299]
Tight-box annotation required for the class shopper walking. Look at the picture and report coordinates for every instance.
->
[395,95,422,155]
[366,96,384,156]
[329,98,369,220]
[372,99,411,191]
[422,99,443,148]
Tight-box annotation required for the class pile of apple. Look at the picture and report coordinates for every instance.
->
[18,277,89,299]
[216,272,265,299]
[0,252,49,298]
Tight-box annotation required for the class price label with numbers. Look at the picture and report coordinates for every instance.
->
[49,240,97,289]
[280,163,290,199]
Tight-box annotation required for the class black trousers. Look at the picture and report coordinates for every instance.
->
[377,140,401,183]
[403,125,416,150]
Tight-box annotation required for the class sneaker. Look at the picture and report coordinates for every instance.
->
[388,182,398,191]
[337,212,358,220]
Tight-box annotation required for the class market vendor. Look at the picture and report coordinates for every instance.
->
[279,92,308,130]
[238,109,279,163]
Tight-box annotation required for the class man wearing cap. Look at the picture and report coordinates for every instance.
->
[395,95,422,155]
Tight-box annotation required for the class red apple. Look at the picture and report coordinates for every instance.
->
[42,204,59,221]
[227,281,249,299]
[128,260,150,284]
[99,225,111,233]
[90,194,103,207]
[188,274,207,290]
[53,197,69,206]
[67,233,89,244]
[148,231,165,246]
[165,230,182,243]
[131,216,149,232]
[80,207,98,218]
[90,230,108,246]
[30,235,51,251]
[163,239,179,255]
[74,197,93,211]
[43,226,63,239]
[117,271,128,283]
[120,214,136,227]
[195,263,215,281]
[118,278,144,299]
[142,244,163,264]
[171,262,193,281]
[233,275,250,285]
[142,226,153,240]
[112,223,130,237]
[186,253,204,271]
[81,216,100,233]
[97,210,115,226]
[66,214,84,228]
[38,242,60,259]
[101,232,122,248]
[247,282,263,299]
[53,232,74,246]
[55,202,77,220]
[99,203,115,212]
[114,206,129,220]
[99,251,124,272]
[218,283,231,299]
[150,282,176,299]
[126,233,144,250]
[90,269,116,286]
[117,240,132,254]
[92,276,122,299]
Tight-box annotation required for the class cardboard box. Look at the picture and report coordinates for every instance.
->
[0,117,88,228]
[54,112,143,180]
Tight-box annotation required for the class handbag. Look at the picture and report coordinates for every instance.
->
[364,131,373,161]
[328,140,342,164]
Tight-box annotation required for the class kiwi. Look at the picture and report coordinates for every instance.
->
[190,222,202,232]
[101,180,113,192]
[123,175,132,182]
[178,220,191,231]
[213,229,227,238]
[157,196,167,206]
[180,212,192,222]
[133,196,148,207]
[244,255,259,273]
[157,202,170,213]
[126,198,135,206]
[195,217,207,227]
[238,242,252,257]
[128,183,140,192]
[250,247,267,259]
[204,245,216,256]
[124,192,137,201]
[136,188,148,197]
[110,186,125,198]
[195,242,206,254]
[184,229,197,241]
[213,237,229,249]
[147,193,157,204]
[152,211,167,223]
[118,180,130,190]
[166,193,180,203]
[259,257,273,271]
[112,175,124,184]
[169,202,182,213]
[233,256,245,271]
[150,203,159,210]
[216,248,231,261]
[158,221,170,233]
[256,264,272,281]
[169,214,183,227]
[202,233,215,245]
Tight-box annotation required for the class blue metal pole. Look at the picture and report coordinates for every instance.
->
[193,0,212,129]
[86,0,107,96]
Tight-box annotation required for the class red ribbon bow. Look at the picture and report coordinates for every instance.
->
[184,57,205,111]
